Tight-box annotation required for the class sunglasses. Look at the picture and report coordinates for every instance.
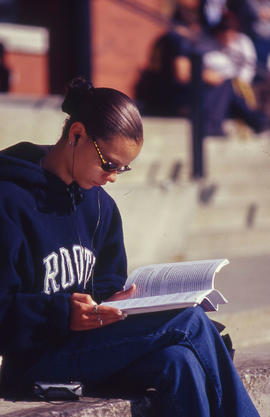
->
[92,139,131,174]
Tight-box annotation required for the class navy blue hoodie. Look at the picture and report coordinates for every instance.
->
[0,142,127,365]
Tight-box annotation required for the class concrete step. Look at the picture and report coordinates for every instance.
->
[116,117,192,185]
[206,184,270,207]
[0,395,152,417]
[105,182,199,272]
[189,204,270,232]
[204,135,270,182]
[204,133,270,165]
[202,253,270,344]
[206,253,270,357]
[183,226,270,260]
[0,96,65,149]
[208,307,270,351]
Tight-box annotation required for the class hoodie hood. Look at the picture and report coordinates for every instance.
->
[0,141,48,186]
[0,141,85,213]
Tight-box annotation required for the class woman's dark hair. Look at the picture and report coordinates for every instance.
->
[61,77,143,143]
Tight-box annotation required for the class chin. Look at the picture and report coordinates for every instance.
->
[85,184,95,190]
[78,178,103,189]
[77,181,93,190]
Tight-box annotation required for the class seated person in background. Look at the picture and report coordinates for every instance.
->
[135,30,195,116]
[201,11,267,135]
[203,12,257,86]
[135,11,269,136]
[135,0,209,116]
[228,0,270,75]
[228,0,270,118]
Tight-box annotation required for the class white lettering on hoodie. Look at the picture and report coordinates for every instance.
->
[43,245,96,294]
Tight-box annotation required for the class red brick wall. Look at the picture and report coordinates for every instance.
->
[92,0,168,98]
[6,52,49,96]
[1,1,172,97]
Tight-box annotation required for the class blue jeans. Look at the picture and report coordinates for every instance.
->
[203,80,268,136]
[17,307,260,417]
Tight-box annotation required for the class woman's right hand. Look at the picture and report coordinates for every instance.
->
[69,292,125,331]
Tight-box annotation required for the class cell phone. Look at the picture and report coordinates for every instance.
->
[33,381,83,401]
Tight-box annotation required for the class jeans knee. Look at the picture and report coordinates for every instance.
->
[175,306,209,331]
[157,345,203,388]
[188,306,213,331]
[193,305,207,320]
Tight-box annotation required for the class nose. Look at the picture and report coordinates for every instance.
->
[107,172,118,183]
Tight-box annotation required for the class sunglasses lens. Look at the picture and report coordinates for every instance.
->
[103,162,119,172]
[117,166,131,174]
[102,162,131,174]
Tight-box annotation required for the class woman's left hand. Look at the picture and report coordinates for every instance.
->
[105,283,136,302]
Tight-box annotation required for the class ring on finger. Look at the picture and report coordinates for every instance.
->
[97,313,103,326]
[93,304,103,326]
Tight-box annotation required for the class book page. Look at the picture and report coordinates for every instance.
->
[125,259,229,299]
[200,289,228,311]
[103,289,210,313]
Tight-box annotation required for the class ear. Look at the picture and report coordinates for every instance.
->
[68,122,87,145]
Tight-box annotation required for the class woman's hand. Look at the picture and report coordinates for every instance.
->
[69,292,125,331]
[105,283,136,302]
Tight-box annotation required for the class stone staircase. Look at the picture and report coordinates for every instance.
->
[176,132,270,354]
[183,133,270,261]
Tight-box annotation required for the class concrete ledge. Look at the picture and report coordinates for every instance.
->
[0,395,152,417]
[1,353,269,417]
[235,351,270,417]
[239,367,270,417]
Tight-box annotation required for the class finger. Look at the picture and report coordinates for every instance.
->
[106,283,136,302]
[83,305,126,328]
[85,304,123,319]
[71,299,94,314]
[81,312,127,330]
[122,283,136,298]
[117,283,136,300]
[71,292,95,305]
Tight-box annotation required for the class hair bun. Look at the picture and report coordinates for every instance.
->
[62,77,94,116]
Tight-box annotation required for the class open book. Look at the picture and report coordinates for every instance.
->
[102,258,229,315]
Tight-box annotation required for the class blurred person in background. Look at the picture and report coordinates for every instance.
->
[0,43,10,93]
[228,0,270,117]
[203,12,257,85]
[202,0,227,27]
[135,0,210,116]
[202,11,269,135]
[171,0,205,34]
[228,0,270,75]
[135,8,269,136]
